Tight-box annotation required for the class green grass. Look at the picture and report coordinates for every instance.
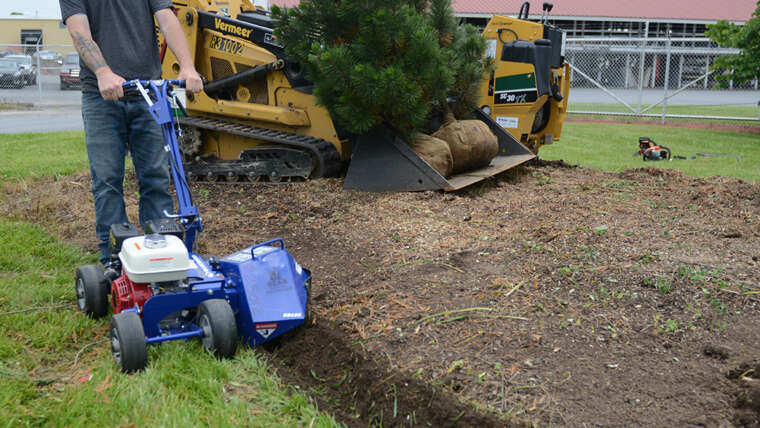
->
[543,121,760,183]
[0,131,88,180]
[568,102,759,118]
[568,102,760,127]
[0,103,34,111]
[0,221,339,427]
[0,131,339,426]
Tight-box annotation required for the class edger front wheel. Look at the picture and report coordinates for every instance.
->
[198,299,238,359]
[110,312,147,373]
[75,264,109,318]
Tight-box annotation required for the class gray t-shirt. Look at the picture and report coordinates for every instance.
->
[59,0,172,93]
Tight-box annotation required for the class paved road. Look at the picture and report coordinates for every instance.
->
[0,73,83,133]
[0,108,82,134]
[0,74,81,107]
[569,88,760,107]
[1,75,758,133]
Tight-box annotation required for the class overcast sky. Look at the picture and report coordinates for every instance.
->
[1,0,62,19]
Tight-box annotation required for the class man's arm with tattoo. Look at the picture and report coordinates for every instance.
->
[65,14,125,100]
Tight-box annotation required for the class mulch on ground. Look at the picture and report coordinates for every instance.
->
[3,161,760,427]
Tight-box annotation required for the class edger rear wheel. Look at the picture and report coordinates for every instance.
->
[110,312,147,373]
[75,264,109,318]
[198,299,238,359]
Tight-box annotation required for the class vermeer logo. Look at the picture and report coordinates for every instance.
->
[214,17,252,38]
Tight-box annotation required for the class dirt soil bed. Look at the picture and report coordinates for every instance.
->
[3,161,760,427]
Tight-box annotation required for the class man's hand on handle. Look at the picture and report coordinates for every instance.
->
[155,9,203,95]
[96,67,126,100]
[178,67,203,94]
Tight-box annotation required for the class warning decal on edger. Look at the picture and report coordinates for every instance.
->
[255,322,278,339]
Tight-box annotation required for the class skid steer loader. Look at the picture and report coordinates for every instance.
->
[160,0,569,191]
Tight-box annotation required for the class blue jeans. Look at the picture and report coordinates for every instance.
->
[81,91,174,265]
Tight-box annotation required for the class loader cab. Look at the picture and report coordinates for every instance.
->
[237,10,276,29]
[479,1,570,153]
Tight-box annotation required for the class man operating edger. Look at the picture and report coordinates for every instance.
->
[59,0,203,272]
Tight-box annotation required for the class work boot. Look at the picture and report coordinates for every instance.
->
[103,260,120,281]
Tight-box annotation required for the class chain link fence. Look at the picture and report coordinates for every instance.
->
[0,43,80,108]
[566,37,760,123]
[1,40,759,125]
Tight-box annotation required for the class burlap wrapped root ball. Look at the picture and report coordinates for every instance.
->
[433,119,498,174]
[410,133,454,178]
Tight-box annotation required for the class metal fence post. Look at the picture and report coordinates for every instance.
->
[36,42,42,106]
[636,22,649,114]
[661,37,672,124]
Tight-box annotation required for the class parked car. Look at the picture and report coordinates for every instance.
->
[0,50,15,58]
[32,50,63,66]
[59,53,81,90]
[4,54,36,85]
[0,58,25,89]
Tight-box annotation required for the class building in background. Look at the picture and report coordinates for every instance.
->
[453,0,755,38]
[0,16,73,56]
[449,0,757,90]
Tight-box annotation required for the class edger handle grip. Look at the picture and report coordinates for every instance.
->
[122,79,185,88]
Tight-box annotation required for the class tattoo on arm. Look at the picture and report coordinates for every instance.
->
[71,31,108,73]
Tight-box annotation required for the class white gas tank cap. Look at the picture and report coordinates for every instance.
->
[144,233,168,249]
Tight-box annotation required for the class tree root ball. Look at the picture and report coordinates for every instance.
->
[433,119,498,174]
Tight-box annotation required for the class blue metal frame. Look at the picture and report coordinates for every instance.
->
[130,79,202,251]
[120,80,309,351]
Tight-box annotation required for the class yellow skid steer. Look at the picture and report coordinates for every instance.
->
[160,0,569,191]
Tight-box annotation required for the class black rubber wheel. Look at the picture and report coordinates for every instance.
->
[75,264,109,318]
[110,312,147,373]
[197,299,238,358]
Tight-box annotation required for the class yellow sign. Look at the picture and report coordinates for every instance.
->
[208,35,244,55]
[214,17,252,39]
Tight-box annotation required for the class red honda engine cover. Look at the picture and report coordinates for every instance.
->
[111,274,154,315]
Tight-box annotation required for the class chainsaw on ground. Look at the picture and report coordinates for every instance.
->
[636,137,672,161]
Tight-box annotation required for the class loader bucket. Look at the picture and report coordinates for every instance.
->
[343,109,535,192]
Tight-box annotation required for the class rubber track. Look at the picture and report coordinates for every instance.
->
[177,116,342,178]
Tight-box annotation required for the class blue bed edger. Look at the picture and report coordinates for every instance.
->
[74,79,310,372]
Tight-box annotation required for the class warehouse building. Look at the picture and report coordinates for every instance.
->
[450,0,758,90]
[0,17,73,55]
[453,0,755,37]
[3,1,756,89]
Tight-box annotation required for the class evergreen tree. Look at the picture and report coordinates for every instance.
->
[426,0,493,120]
[272,0,491,139]
[273,0,451,139]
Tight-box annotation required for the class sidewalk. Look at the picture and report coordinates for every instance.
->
[0,107,83,134]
